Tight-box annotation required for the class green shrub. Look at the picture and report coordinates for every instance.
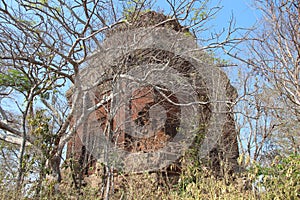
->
[251,154,300,199]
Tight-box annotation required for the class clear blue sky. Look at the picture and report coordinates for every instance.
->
[156,0,259,28]
[214,0,259,28]
[208,0,261,85]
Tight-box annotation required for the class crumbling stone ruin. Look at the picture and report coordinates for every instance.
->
[66,11,239,187]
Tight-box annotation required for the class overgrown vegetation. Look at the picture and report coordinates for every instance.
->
[0,153,298,199]
[0,0,299,199]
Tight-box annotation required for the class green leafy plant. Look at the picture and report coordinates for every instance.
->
[0,69,32,92]
[251,154,300,199]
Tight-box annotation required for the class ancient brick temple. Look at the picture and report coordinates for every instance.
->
[66,11,239,181]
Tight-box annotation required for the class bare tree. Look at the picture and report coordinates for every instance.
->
[0,0,123,195]
[227,0,300,164]
[0,0,242,198]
